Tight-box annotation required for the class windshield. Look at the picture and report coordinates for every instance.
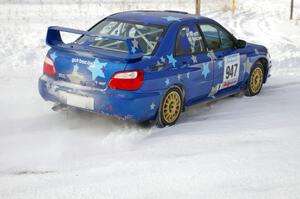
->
[77,19,165,55]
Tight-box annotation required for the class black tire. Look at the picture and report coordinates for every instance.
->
[156,87,183,128]
[245,62,265,96]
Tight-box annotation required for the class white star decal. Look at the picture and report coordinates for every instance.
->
[208,84,222,98]
[132,39,139,49]
[131,47,136,53]
[217,60,223,68]
[244,58,252,73]
[160,56,166,63]
[201,62,210,79]
[50,52,57,61]
[88,59,107,80]
[167,54,177,67]
[165,78,170,86]
[150,102,155,110]
[177,74,181,80]
[191,55,197,64]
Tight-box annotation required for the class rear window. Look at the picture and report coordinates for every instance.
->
[77,19,165,55]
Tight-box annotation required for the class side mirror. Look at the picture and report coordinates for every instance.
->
[236,39,247,48]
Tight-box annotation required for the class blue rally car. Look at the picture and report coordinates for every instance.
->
[39,10,271,127]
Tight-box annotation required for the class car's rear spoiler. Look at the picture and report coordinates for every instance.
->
[46,26,143,61]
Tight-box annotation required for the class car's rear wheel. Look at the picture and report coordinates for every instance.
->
[245,62,264,96]
[156,87,183,128]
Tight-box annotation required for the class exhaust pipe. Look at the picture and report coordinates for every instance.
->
[52,103,69,112]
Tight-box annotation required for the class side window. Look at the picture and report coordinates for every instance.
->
[200,24,234,50]
[219,30,234,49]
[199,24,221,50]
[175,25,205,56]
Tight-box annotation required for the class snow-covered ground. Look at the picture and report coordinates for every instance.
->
[0,0,300,198]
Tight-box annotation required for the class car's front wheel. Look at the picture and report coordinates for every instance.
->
[156,87,183,128]
[245,62,265,96]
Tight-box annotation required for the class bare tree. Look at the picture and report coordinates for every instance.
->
[290,0,294,20]
[195,0,201,15]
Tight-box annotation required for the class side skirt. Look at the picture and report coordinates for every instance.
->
[185,86,242,108]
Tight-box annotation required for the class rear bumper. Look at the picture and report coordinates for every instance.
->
[38,75,162,121]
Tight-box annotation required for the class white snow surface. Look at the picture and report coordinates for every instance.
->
[0,0,300,198]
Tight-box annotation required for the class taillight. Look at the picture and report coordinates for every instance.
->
[109,70,144,91]
[43,56,57,76]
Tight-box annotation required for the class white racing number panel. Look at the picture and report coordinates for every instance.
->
[221,53,240,89]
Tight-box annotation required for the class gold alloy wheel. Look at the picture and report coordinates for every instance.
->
[250,67,263,94]
[162,91,181,124]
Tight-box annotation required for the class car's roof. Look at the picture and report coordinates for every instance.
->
[107,10,213,26]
